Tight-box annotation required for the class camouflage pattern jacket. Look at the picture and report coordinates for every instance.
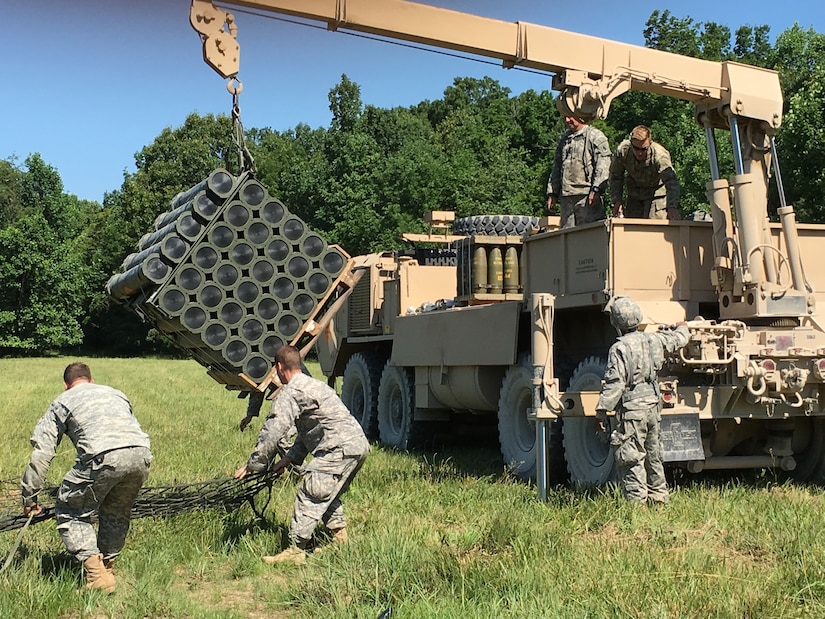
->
[246,373,369,471]
[596,326,690,420]
[21,382,151,507]
[609,140,681,209]
[547,125,611,198]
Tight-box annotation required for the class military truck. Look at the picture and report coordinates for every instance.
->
[184,0,825,496]
[313,211,825,494]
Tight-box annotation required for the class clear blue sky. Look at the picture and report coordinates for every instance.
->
[4,0,823,203]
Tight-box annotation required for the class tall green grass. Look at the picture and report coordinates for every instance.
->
[1,357,825,618]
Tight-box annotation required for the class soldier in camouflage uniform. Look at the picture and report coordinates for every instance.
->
[547,115,611,228]
[595,297,689,504]
[238,373,310,477]
[609,125,681,220]
[234,345,369,564]
[21,362,152,592]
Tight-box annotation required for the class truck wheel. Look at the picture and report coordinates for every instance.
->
[498,356,568,483]
[453,214,539,236]
[497,359,536,479]
[787,418,825,483]
[562,357,617,486]
[341,352,384,439]
[377,362,416,449]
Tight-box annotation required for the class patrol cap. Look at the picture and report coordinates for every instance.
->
[605,296,642,332]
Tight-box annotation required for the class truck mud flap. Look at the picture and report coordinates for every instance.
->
[660,414,704,462]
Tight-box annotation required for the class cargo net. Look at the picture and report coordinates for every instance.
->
[0,469,281,533]
[106,169,350,389]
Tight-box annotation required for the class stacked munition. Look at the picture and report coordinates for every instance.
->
[454,235,524,301]
[106,168,348,384]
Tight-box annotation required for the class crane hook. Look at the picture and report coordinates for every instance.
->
[226,77,243,96]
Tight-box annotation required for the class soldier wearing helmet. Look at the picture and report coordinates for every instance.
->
[595,296,689,504]
[607,295,644,333]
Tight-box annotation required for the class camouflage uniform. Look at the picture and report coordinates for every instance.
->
[547,125,611,228]
[596,301,689,504]
[245,389,294,458]
[246,372,369,546]
[609,140,680,219]
[21,382,152,562]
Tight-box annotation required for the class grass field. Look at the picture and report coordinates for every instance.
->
[2,356,825,618]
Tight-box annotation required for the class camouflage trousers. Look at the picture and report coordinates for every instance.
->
[611,407,668,504]
[56,446,152,562]
[290,448,367,545]
[559,194,605,229]
[623,193,668,219]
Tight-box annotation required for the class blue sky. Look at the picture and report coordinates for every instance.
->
[5,0,824,203]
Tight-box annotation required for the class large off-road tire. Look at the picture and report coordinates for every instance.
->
[787,417,825,483]
[497,356,568,483]
[562,357,617,486]
[377,362,416,449]
[497,358,536,479]
[453,214,539,237]
[340,352,384,439]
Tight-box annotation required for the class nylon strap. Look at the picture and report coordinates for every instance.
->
[0,511,34,575]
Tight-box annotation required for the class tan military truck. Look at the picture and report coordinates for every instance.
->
[189,0,825,496]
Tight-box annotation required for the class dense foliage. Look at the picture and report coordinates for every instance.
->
[2,15,824,354]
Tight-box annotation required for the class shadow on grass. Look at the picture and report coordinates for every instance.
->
[39,551,79,581]
[220,507,291,548]
[378,412,508,482]
[668,465,789,493]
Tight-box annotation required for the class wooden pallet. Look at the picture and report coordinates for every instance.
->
[251,253,365,393]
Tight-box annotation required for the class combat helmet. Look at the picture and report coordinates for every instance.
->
[606,296,642,333]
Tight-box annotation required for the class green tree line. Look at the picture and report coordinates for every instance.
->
[2,15,824,355]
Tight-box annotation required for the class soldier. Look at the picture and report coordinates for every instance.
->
[21,362,152,593]
[595,297,689,504]
[240,389,269,432]
[609,125,681,220]
[238,361,313,436]
[546,114,611,228]
[234,345,369,563]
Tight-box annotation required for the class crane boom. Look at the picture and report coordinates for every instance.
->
[177,0,825,495]
[192,0,782,129]
[191,0,810,321]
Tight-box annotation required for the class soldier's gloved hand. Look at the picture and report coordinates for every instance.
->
[272,456,293,477]
[594,417,607,434]
[24,504,42,517]
[239,415,254,432]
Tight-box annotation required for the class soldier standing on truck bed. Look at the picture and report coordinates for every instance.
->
[546,114,611,228]
[595,297,689,505]
[234,345,369,563]
[609,125,681,220]
[21,362,152,593]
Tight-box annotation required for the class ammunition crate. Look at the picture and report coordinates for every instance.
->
[453,235,524,306]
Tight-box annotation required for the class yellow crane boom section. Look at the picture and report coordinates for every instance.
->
[192,0,782,128]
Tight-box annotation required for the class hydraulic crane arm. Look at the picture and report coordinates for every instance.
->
[191,0,782,130]
[191,0,809,321]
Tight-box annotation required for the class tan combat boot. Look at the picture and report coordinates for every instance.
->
[84,553,116,593]
[262,545,307,565]
[331,527,348,544]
